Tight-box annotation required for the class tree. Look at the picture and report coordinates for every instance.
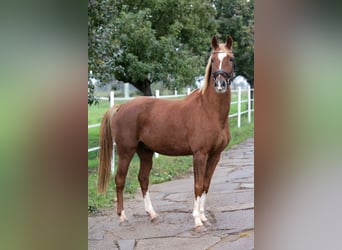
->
[88,0,217,97]
[88,71,100,105]
[88,0,119,83]
[214,0,254,87]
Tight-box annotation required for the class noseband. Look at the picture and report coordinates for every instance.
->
[212,68,234,88]
[211,52,235,85]
[212,69,233,83]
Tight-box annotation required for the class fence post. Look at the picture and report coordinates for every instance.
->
[110,90,114,107]
[124,83,130,98]
[110,90,115,174]
[174,89,178,96]
[238,86,241,128]
[187,87,191,95]
[247,85,251,123]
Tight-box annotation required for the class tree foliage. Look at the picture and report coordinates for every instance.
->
[88,0,217,96]
[214,0,254,86]
[88,0,254,100]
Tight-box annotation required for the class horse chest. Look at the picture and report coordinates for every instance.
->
[190,125,229,153]
[214,128,230,151]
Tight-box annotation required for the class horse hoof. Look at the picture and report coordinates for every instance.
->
[151,215,159,224]
[194,225,207,233]
[203,220,212,227]
[119,220,130,227]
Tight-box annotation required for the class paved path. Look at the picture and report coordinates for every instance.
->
[89,138,254,250]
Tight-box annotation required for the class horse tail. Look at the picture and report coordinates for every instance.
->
[97,105,119,193]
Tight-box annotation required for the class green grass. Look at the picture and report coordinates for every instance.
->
[227,114,254,149]
[88,92,254,213]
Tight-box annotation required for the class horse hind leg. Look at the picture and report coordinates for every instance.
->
[115,148,135,224]
[137,143,158,222]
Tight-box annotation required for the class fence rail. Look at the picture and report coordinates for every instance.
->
[88,87,254,172]
[89,87,254,149]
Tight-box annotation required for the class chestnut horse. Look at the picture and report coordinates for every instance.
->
[98,35,234,230]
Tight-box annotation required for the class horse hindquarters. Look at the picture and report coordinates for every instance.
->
[112,105,147,222]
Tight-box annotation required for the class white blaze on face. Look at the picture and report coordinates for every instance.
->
[217,51,227,70]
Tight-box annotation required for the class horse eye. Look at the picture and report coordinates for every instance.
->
[229,58,234,62]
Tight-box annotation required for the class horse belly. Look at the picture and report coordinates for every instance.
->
[140,127,192,156]
[155,145,192,156]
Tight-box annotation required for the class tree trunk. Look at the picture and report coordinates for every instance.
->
[134,79,152,96]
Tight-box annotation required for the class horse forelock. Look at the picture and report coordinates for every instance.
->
[199,44,233,94]
[217,43,234,56]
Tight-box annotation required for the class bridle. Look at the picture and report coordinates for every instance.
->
[211,51,235,86]
[212,69,234,83]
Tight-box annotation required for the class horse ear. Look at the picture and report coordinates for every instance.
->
[211,36,219,49]
[225,35,233,50]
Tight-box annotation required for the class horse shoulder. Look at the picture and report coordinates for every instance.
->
[209,123,230,152]
[223,124,230,144]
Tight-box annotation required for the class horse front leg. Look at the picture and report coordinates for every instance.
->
[192,151,208,229]
[200,153,221,224]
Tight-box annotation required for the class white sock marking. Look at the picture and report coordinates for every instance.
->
[199,192,208,221]
[193,196,203,227]
[119,210,128,222]
[144,191,157,219]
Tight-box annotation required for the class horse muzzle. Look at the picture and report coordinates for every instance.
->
[214,77,229,93]
[212,70,233,93]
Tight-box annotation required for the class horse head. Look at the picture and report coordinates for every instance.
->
[210,35,235,93]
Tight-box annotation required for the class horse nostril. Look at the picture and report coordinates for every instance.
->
[220,80,227,88]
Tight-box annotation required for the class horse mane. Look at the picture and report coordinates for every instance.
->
[199,44,233,94]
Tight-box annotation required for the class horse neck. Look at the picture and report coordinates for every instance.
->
[202,82,231,125]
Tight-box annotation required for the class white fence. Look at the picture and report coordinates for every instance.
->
[88,87,254,172]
